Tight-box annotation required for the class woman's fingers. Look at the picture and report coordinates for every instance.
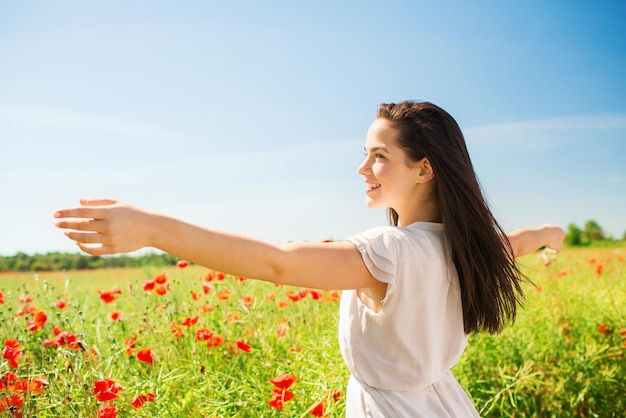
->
[64,231,110,245]
[80,198,118,206]
[53,198,119,221]
[55,218,108,233]
[53,207,108,221]
[76,242,112,256]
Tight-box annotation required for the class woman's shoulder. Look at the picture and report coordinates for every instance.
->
[353,222,444,240]
[353,222,449,262]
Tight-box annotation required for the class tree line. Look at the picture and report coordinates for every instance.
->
[565,219,625,246]
[0,251,179,272]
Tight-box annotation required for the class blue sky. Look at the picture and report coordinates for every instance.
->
[1,1,625,255]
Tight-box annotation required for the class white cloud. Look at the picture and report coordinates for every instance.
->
[0,103,201,146]
[464,113,626,147]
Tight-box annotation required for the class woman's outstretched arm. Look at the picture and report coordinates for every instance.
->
[54,199,378,291]
[506,224,566,258]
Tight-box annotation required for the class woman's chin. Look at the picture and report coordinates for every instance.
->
[365,198,384,209]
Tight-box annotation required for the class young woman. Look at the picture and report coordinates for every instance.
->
[54,101,565,416]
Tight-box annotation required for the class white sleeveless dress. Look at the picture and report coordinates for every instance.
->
[339,222,479,417]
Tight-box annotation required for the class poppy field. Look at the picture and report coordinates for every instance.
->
[1,246,625,417]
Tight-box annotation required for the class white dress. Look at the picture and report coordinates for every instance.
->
[339,222,479,417]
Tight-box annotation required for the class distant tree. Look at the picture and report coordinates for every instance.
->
[582,219,605,242]
[566,223,583,246]
[0,251,179,272]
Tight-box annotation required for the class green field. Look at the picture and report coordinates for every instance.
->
[1,246,624,417]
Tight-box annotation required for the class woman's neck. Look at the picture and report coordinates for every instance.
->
[396,196,441,227]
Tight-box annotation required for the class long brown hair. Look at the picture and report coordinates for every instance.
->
[377,101,523,334]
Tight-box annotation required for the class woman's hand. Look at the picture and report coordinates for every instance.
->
[541,224,566,253]
[53,199,156,256]
[507,224,566,257]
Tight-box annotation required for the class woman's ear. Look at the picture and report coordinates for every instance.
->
[415,157,435,184]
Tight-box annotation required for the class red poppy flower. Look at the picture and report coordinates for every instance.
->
[137,348,154,365]
[98,290,116,304]
[236,340,252,352]
[204,271,215,282]
[142,279,156,292]
[42,338,56,348]
[191,291,201,300]
[308,389,341,417]
[199,303,214,314]
[155,274,168,284]
[226,312,240,324]
[286,290,302,302]
[308,399,325,417]
[217,289,232,301]
[1,371,18,390]
[195,328,214,342]
[201,282,212,295]
[124,337,137,357]
[242,294,254,307]
[276,325,288,339]
[55,299,67,309]
[93,378,123,402]
[33,310,47,327]
[97,403,118,418]
[0,393,24,414]
[182,316,199,327]
[55,331,81,350]
[268,388,295,411]
[2,339,23,368]
[155,284,168,296]
[0,291,4,304]
[216,272,226,281]
[270,373,296,390]
[19,294,33,304]
[170,322,183,338]
[25,377,48,395]
[27,311,47,331]
[131,392,156,408]
[177,260,189,268]
[16,304,36,318]
[208,334,225,347]
[598,324,612,335]
[13,379,29,393]
[110,310,123,321]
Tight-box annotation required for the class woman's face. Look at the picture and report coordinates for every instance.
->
[357,118,421,215]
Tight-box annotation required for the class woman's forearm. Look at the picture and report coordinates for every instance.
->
[507,224,565,257]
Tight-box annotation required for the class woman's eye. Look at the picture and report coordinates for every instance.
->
[375,154,384,159]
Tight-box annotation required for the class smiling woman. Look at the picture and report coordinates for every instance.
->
[53,100,565,417]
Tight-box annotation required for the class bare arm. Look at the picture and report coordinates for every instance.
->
[53,199,377,291]
[506,224,565,257]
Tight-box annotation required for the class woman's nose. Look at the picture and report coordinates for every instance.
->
[357,157,371,176]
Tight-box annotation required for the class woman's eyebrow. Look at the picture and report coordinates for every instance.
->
[364,146,390,153]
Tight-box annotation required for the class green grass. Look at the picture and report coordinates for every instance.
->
[455,247,626,417]
[1,246,625,417]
